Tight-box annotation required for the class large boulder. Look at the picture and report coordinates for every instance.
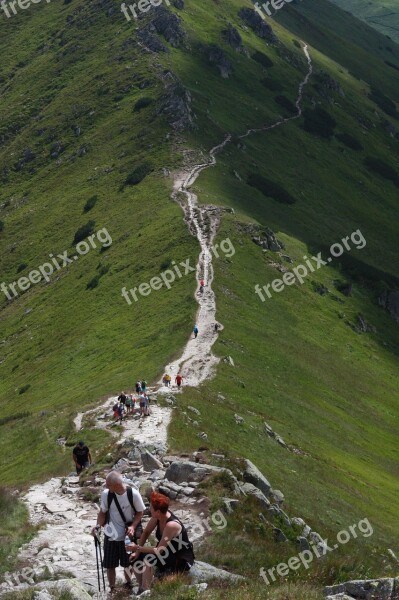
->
[238,8,277,43]
[243,459,271,496]
[141,451,163,471]
[165,461,226,484]
[189,561,244,583]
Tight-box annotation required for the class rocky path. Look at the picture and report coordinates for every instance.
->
[165,43,313,387]
[1,43,314,600]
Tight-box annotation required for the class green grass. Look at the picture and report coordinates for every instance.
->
[329,0,399,43]
[0,0,398,593]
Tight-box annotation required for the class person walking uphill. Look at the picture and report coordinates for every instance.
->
[127,491,195,594]
[193,325,198,339]
[92,471,145,593]
[175,373,183,389]
[73,441,92,475]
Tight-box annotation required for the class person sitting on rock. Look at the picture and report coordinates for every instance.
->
[127,492,195,594]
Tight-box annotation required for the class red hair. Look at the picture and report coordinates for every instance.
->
[150,492,170,513]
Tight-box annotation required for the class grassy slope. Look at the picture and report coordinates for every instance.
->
[0,0,198,485]
[329,0,399,44]
[0,0,399,594]
[162,0,399,572]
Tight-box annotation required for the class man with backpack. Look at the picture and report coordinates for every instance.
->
[72,441,92,475]
[92,471,146,592]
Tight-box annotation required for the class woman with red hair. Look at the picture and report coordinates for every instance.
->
[127,492,194,594]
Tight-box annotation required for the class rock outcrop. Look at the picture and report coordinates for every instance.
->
[324,577,399,599]
[379,289,399,323]
[239,8,278,44]
[207,45,233,78]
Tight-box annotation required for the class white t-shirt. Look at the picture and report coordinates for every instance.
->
[100,487,146,541]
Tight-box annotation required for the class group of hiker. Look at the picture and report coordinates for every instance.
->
[113,386,150,422]
[91,471,195,595]
[162,373,183,388]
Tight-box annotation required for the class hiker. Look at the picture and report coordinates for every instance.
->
[163,373,171,387]
[144,393,151,417]
[141,380,147,393]
[199,279,205,293]
[139,393,146,417]
[92,471,145,593]
[193,325,198,339]
[214,322,219,333]
[175,374,183,389]
[127,491,195,593]
[73,441,92,475]
[117,402,124,424]
[126,394,133,415]
[118,391,127,406]
[135,381,142,394]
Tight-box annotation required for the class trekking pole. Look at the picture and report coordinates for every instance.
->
[94,535,101,593]
[97,534,106,592]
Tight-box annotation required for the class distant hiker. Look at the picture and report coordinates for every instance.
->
[117,402,125,424]
[127,491,194,593]
[175,374,183,388]
[144,393,151,417]
[113,402,119,420]
[139,394,146,417]
[193,325,198,339]
[163,373,171,387]
[92,471,145,593]
[126,394,133,414]
[118,391,127,406]
[141,380,147,393]
[135,381,142,394]
[73,441,92,475]
[199,279,205,293]
[214,322,219,333]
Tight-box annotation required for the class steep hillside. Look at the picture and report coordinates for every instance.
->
[0,0,399,597]
[329,0,399,43]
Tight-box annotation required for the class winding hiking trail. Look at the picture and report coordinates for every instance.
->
[0,43,313,600]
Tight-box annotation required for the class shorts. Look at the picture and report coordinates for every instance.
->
[102,537,130,569]
[130,552,191,576]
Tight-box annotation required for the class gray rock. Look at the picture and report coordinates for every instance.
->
[239,7,278,43]
[189,561,244,583]
[188,406,200,415]
[223,355,235,366]
[270,489,284,504]
[165,461,224,484]
[223,498,240,514]
[148,469,166,481]
[159,486,178,500]
[207,45,233,78]
[297,536,310,552]
[222,24,242,50]
[34,579,91,600]
[243,459,271,496]
[141,451,164,471]
[240,483,270,509]
[273,528,288,543]
[234,414,244,424]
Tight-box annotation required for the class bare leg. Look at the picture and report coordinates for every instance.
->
[107,568,116,590]
[142,565,154,591]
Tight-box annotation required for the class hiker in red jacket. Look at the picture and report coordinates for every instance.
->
[175,374,183,388]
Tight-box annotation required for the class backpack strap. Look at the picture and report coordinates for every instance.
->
[106,487,137,526]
